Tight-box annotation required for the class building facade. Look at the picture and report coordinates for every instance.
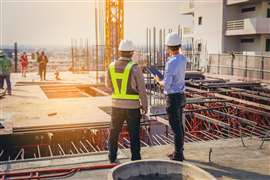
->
[182,0,270,55]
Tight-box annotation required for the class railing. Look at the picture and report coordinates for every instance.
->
[226,19,244,30]
[227,0,249,5]
[207,54,270,82]
[226,18,270,35]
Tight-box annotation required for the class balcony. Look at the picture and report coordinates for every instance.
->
[227,0,250,5]
[226,18,270,36]
[180,0,194,15]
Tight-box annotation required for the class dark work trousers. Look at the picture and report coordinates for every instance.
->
[0,74,11,94]
[108,107,141,162]
[39,65,47,80]
[166,93,186,159]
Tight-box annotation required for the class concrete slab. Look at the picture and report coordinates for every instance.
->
[1,72,112,129]
[0,151,127,171]
[64,138,270,180]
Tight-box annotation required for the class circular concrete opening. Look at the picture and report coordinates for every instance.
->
[108,159,216,180]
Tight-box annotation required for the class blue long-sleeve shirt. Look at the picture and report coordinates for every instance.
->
[163,54,187,95]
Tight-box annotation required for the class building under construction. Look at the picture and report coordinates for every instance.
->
[0,0,270,179]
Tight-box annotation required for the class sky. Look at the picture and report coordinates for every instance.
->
[0,0,192,47]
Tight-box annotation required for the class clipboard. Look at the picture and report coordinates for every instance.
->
[146,66,164,80]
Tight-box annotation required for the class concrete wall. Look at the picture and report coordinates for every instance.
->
[261,35,270,54]
[239,35,261,53]
[189,0,269,54]
[223,36,241,52]
[223,1,241,52]
[223,35,270,55]
[223,0,270,53]
[192,1,224,54]
[229,35,270,55]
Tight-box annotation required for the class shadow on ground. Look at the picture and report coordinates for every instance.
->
[187,159,270,180]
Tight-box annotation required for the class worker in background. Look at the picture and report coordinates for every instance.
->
[36,51,40,75]
[0,50,12,95]
[54,68,61,80]
[106,40,148,163]
[38,51,48,81]
[20,52,28,77]
[154,33,187,161]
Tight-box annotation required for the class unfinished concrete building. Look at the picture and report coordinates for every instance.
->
[182,0,270,55]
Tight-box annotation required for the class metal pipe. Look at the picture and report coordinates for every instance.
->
[0,150,4,159]
[118,142,126,149]
[79,148,85,154]
[183,134,194,143]
[0,164,117,180]
[95,145,101,151]
[37,145,41,158]
[69,150,74,155]
[184,134,198,143]
[140,140,149,147]
[220,127,240,138]
[152,135,162,145]
[58,144,65,155]
[123,137,131,147]
[14,148,24,160]
[59,150,63,156]
[142,126,153,146]
[203,131,219,140]
[156,134,169,144]
[86,139,97,152]
[186,132,206,142]
[80,141,90,153]
[71,142,80,154]
[48,145,53,157]
[160,135,174,143]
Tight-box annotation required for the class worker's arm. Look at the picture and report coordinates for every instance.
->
[105,69,113,90]
[133,65,148,114]
[45,56,49,63]
[7,57,12,68]
[163,60,176,91]
[154,60,176,89]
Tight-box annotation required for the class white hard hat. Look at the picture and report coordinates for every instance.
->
[118,40,134,51]
[165,32,181,46]
[0,50,4,56]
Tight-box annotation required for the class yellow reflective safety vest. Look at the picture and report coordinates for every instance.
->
[109,61,139,100]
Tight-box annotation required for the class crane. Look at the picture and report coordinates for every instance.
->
[104,0,124,69]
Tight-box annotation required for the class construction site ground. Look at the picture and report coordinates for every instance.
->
[0,72,270,179]
[3,138,268,180]
[1,72,110,130]
[69,138,270,180]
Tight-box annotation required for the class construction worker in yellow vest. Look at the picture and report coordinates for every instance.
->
[106,40,148,163]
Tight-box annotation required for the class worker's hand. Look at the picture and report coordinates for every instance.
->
[154,75,164,86]
[154,75,160,82]
[141,106,148,115]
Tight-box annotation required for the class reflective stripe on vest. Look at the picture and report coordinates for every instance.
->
[109,61,139,100]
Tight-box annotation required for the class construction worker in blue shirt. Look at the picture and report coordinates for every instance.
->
[155,32,187,161]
